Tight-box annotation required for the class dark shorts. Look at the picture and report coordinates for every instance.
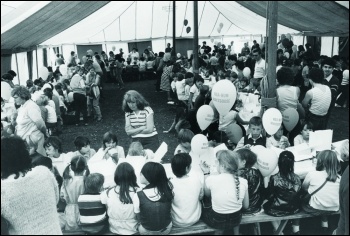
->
[201,207,242,230]
[302,203,337,216]
[132,134,159,152]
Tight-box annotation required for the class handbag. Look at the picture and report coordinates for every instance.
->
[299,179,328,205]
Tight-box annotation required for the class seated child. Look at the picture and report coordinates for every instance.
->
[170,153,203,227]
[199,150,249,235]
[89,131,125,163]
[175,73,188,106]
[44,136,73,176]
[133,162,174,234]
[72,136,96,162]
[193,85,210,111]
[188,75,204,110]
[236,116,266,149]
[164,107,191,134]
[42,90,57,136]
[294,121,314,146]
[263,151,301,233]
[266,124,290,149]
[101,163,139,234]
[238,77,249,92]
[235,148,264,214]
[61,156,90,231]
[174,129,194,155]
[78,173,108,234]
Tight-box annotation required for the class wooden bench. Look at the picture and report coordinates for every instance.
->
[62,210,339,235]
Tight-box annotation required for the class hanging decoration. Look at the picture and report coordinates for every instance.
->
[184,19,188,26]
[186,26,191,34]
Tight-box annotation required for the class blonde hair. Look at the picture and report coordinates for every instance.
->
[340,140,349,161]
[127,141,144,156]
[216,150,241,200]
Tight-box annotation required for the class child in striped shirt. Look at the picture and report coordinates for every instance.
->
[78,173,108,234]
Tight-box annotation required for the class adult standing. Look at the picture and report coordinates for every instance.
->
[154,52,165,92]
[1,74,14,102]
[241,43,250,57]
[67,51,77,67]
[85,68,102,122]
[122,90,159,152]
[252,48,266,81]
[11,86,47,156]
[70,67,88,126]
[302,68,331,131]
[129,48,139,64]
[1,136,62,235]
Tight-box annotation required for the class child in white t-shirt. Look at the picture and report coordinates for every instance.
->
[294,121,313,146]
[170,153,203,227]
[188,75,204,110]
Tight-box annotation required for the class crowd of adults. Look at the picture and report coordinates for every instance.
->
[1,35,349,235]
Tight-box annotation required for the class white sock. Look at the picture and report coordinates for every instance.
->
[321,221,328,228]
[292,225,300,233]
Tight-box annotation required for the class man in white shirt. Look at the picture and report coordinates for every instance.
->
[252,48,266,81]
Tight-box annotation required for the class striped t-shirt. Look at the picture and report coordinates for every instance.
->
[77,193,108,233]
[125,106,157,138]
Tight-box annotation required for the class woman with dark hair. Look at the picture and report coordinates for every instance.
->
[133,162,174,234]
[235,148,264,215]
[263,151,301,233]
[122,90,159,152]
[12,86,47,156]
[302,68,332,130]
[1,136,62,234]
[101,162,139,234]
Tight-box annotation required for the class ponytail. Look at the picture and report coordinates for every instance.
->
[233,170,240,201]
[62,163,73,185]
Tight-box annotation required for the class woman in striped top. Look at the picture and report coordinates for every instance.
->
[302,68,331,131]
[122,90,159,152]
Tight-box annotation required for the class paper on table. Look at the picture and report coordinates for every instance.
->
[249,93,260,105]
[213,143,228,155]
[309,130,333,151]
[269,146,284,157]
[153,142,168,163]
[286,143,313,162]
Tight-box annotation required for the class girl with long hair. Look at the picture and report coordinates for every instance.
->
[200,150,249,235]
[133,162,174,235]
[100,163,139,235]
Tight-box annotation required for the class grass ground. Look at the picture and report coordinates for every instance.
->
[60,78,349,163]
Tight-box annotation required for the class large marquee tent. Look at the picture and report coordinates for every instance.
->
[1,1,349,84]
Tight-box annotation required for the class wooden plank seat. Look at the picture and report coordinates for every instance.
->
[62,210,339,235]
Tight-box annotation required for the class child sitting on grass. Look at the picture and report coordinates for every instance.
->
[72,136,96,162]
[78,173,108,234]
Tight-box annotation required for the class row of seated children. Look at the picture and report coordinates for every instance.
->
[29,131,347,235]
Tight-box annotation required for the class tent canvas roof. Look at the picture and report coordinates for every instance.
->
[1,1,349,53]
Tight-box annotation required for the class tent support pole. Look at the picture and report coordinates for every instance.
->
[15,53,20,85]
[303,36,305,46]
[331,37,334,57]
[266,1,277,98]
[193,1,199,75]
[36,46,39,79]
[172,0,176,57]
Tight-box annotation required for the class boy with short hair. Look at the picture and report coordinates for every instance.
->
[170,153,203,227]
[73,136,96,162]
[174,129,194,155]
[235,116,266,149]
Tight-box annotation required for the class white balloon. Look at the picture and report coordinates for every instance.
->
[191,134,209,156]
[211,80,237,116]
[262,108,283,135]
[243,67,251,77]
[38,66,49,80]
[251,145,278,177]
[196,105,214,130]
